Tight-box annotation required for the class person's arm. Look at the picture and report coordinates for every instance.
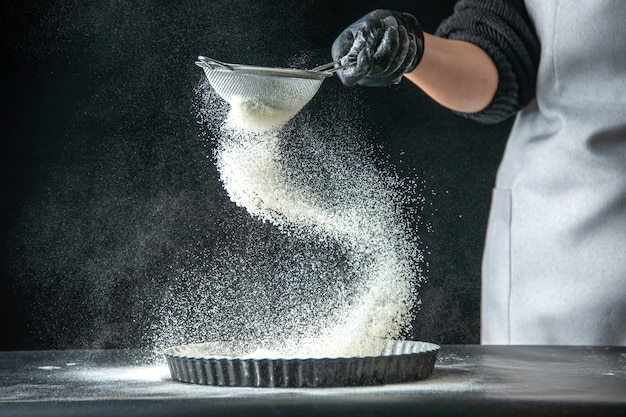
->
[404,33,499,114]
[332,1,540,124]
[434,0,540,124]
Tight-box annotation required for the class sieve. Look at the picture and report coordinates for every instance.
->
[195,56,353,120]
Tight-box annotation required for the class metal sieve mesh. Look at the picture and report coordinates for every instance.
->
[195,56,333,119]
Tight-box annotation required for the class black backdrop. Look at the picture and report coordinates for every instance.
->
[0,0,512,350]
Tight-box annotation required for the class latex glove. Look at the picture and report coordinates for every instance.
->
[331,9,424,87]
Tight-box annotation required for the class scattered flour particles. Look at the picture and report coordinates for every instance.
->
[152,76,425,358]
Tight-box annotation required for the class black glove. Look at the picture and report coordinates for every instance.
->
[331,9,424,87]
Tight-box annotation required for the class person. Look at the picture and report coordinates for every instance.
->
[331,1,626,345]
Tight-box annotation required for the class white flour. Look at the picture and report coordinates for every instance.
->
[226,96,298,133]
[214,89,420,358]
[153,79,423,358]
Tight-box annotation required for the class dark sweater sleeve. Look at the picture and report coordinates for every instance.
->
[435,0,540,124]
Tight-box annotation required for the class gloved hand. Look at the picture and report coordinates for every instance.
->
[331,9,424,87]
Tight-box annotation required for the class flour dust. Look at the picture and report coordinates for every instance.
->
[151,78,424,358]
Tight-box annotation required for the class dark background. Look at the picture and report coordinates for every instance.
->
[0,0,512,351]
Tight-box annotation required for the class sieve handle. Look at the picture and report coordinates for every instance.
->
[311,60,356,74]
[195,56,234,71]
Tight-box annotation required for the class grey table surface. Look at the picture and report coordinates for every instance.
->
[1,345,624,416]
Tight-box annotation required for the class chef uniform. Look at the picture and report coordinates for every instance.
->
[439,0,626,345]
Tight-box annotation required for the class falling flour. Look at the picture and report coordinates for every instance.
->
[226,96,298,133]
[152,77,424,358]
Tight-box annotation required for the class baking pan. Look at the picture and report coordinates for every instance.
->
[164,340,439,387]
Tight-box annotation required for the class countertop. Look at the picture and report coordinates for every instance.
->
[1,345,624,416]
